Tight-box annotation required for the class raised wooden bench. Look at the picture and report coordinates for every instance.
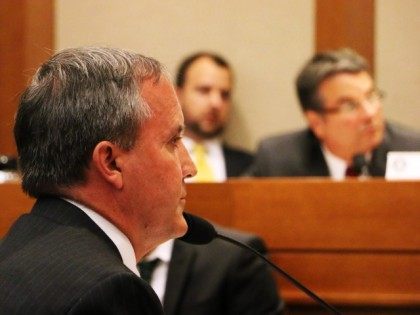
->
[185,179,420,314]
[2,179,420,314]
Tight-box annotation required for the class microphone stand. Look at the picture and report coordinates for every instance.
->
[216,233,343,315]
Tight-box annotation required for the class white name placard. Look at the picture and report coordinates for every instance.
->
[385,151,420,180]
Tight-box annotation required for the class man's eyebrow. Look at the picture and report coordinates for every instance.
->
[173,124,185,136]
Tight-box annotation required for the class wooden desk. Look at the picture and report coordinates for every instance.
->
[185,179,420,314]
[0,179,34,237]
[1,179,419,314]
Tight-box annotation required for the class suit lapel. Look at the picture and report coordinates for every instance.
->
[222,145,253,177]
[309,146,330,176]
[307,131,330,176]
[369,127,391,176]
[163,240,197,315]
[222,146,233,177]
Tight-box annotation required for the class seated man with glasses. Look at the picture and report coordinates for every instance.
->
[247,48,420,179]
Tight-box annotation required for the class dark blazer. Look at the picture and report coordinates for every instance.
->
[223,144,254,177]
[247,122,420,177]
[0,197,163,315]
[162,226,284,315]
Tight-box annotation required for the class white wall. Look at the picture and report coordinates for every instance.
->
[376,0,420,130]
[56,0,313,151]
[56,0,420,152]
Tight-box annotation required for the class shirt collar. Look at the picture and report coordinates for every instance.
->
[144,239,174,263]
[63,198,140,277]
[321,146,347,180]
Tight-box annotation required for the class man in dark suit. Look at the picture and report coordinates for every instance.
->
[175,52,253,181]
[0,47,196,314]
[142,227,284,315]
[248,48,420,179]
[137,52,282,314]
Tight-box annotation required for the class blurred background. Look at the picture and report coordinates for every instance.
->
[1,0,419,154]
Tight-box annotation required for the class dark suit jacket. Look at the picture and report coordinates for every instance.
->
[0,197,163,315]
[223,144,254,177]
[247,122,420,177]
[162,226,284,315]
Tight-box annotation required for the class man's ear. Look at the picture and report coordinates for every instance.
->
[304,110,325,140]
[91,141,123,189]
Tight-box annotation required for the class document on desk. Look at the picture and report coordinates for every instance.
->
[385,151,420,180]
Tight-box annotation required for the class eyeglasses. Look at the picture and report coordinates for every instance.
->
[320,90,385,115]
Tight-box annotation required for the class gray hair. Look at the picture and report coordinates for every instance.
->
[14,47,165,197]
[296,48,369,112]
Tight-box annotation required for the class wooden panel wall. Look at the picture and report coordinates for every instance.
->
[0,0,54,155]
[2,178,419,314]
[186,179,420,314]
[316,0,375,72]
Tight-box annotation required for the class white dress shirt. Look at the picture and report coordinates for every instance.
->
[182,137,227,182]
[322,146,371,180]
[143,239,174,303]
[63,198,140,277]
[321,146,348,180]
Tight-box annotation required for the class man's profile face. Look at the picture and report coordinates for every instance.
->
[177,57,232,140]
[307,71,385,161]
[121,77,196,250]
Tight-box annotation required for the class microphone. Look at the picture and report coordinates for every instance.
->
[178,212,342,315]
[352,154,369,177]
[178,211,217,244]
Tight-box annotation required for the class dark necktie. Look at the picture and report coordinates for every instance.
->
[347,154,369,177]
[137,258,161,283]
[345,165,360,177]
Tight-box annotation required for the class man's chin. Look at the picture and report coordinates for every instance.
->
[173,216,188,239]
[173,208,188,236]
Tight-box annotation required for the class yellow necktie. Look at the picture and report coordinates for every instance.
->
[193,143,215,182]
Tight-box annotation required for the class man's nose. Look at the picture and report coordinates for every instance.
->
[360,99,379,117]
[209,91,224,108]
[180,142,197,179]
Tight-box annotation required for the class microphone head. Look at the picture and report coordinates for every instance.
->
[178,212,217,245]
[352,154,368,174]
